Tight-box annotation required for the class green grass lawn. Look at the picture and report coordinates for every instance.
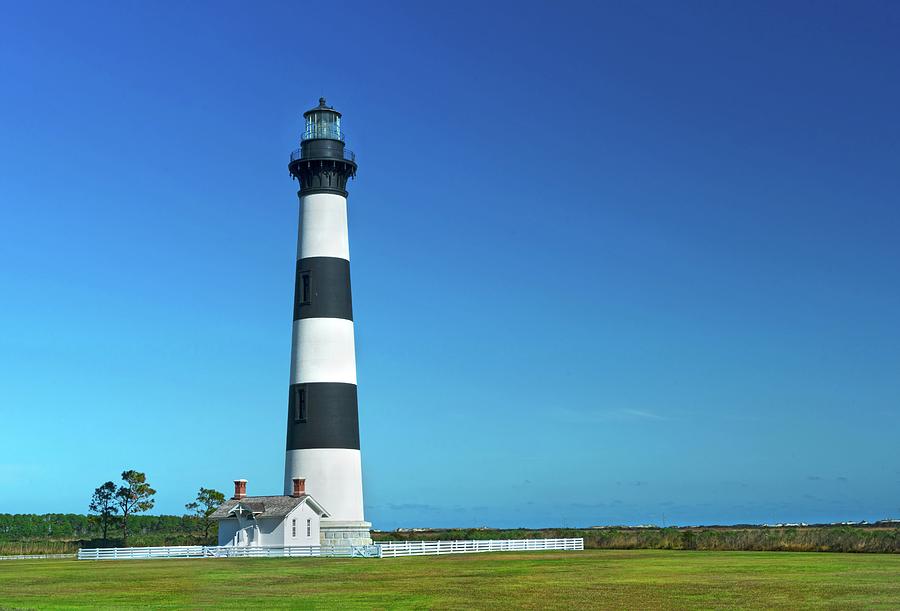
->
[1,550,898,609]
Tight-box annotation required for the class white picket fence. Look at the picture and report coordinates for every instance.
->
[378,538,584,557]
[211,545,380,558]
[77,538,584,561]
[77,545,378,560]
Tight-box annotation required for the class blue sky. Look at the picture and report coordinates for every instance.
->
[1,1,898,529]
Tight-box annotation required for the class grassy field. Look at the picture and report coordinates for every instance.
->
[1,550,899,609]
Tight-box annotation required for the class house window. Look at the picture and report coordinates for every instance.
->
[300,272,312,304]
[293,386,307,423]
[292,518,297,538]
[306,519,311,537]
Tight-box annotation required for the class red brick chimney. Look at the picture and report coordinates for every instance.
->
[233,479,247,500]
[292,478,305,497]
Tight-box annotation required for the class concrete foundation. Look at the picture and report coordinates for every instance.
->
[319,520,372,547]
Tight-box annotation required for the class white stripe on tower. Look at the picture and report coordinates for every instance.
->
[297,193,350,260]
[284,448,364,523]
[289,318,357,385]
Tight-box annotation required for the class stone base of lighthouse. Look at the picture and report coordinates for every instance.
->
[320,520,372,546]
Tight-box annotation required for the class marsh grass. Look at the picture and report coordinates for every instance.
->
[377,526,900,553]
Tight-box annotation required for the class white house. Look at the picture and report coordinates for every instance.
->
[211,479,329,547]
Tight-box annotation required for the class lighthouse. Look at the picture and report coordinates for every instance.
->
[284,98,371,546]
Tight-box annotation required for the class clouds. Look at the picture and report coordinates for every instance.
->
[556,407,672,424]
[620,409,669,421]
[385,503,440,512]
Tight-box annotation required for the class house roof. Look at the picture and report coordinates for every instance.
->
[210,495,329,520]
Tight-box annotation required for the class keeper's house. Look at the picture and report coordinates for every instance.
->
[211,478,328,547]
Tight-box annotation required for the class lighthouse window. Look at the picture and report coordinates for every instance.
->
[293,387,307,423]
[292,518,297,538]
[300,272,312,304]
[307,519,311,537]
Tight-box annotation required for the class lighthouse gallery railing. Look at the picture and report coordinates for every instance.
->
[290,147,356,163]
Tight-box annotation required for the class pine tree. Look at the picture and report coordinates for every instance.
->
[88,481,118,542]
[115,470,156,546]
[185,487,226,542]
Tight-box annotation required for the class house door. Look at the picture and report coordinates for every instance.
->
[237,527,248,546]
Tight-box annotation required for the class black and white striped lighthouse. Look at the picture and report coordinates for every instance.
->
[284,98,370,545]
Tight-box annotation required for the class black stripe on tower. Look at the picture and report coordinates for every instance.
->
[293,257,353,321]
[286,382,360,450]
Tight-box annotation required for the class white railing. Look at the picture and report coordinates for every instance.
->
[211,545,379,559]
[0,553,76,561]
[377,538,584,558]
[77,545,379,560]
[76,538,584,561]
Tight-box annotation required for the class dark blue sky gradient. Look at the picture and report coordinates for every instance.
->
[1,1,898,528]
